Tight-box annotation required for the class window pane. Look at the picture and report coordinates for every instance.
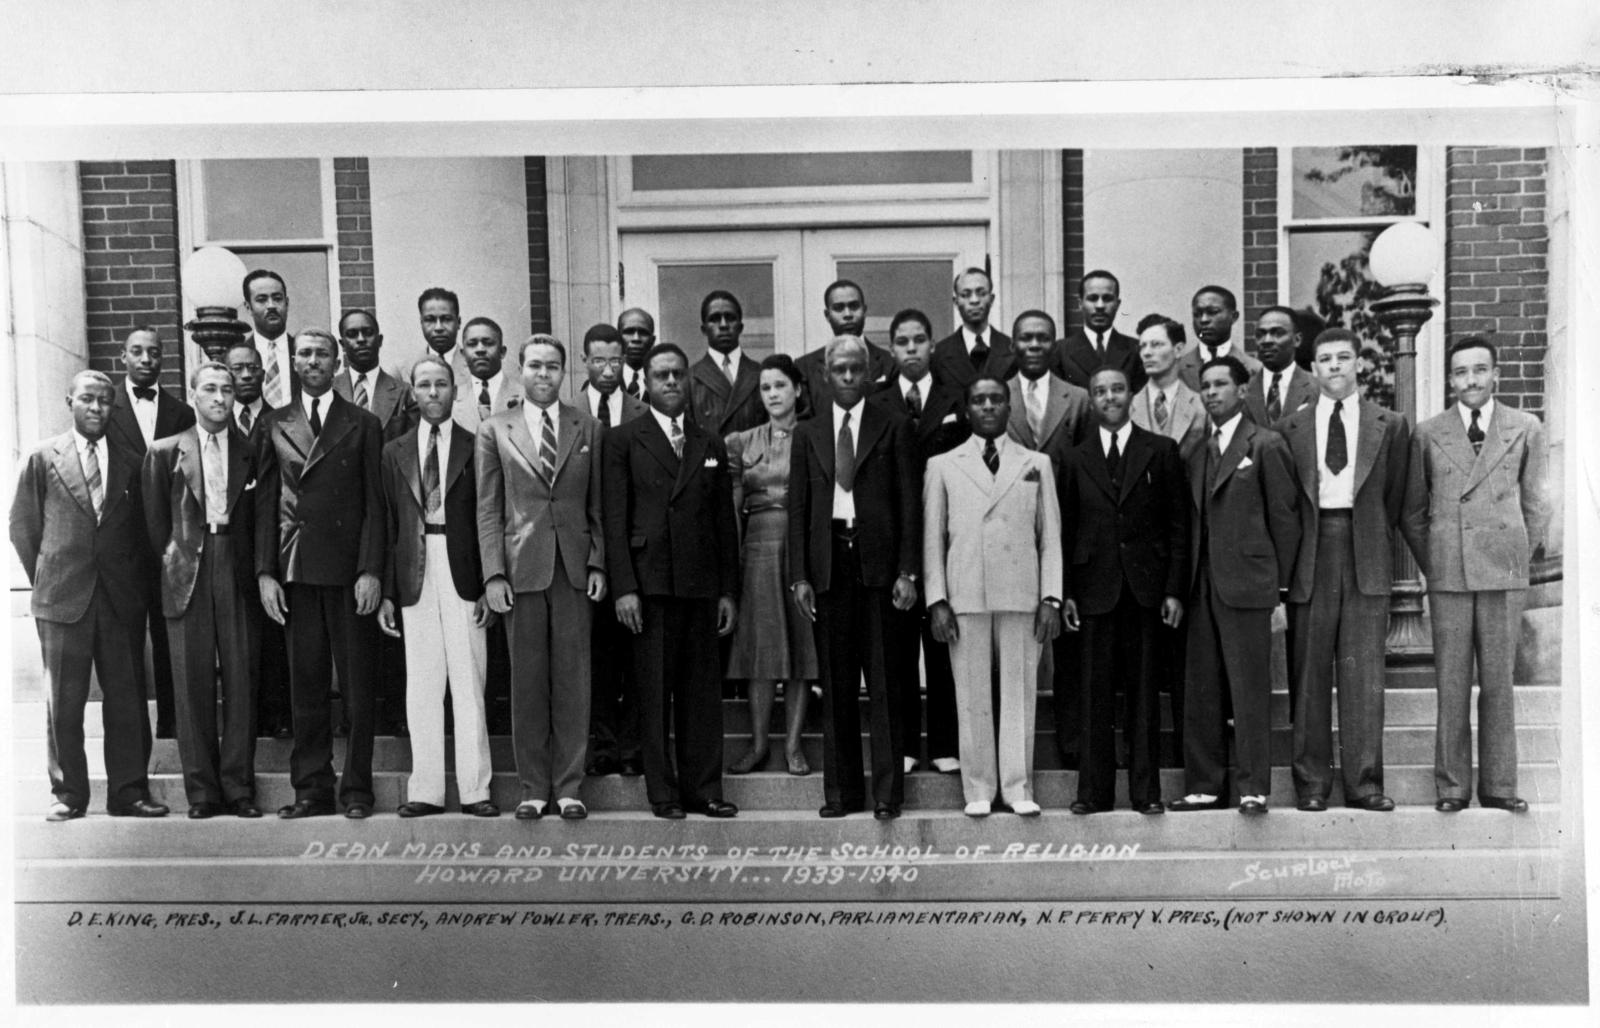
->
[203,159,324,240]
[835,259,954,342]
[657,263,776,363]
[233,249,331,337]
[633,152,972,191]
[1287,228,1393,408]
[1292,146,1417,219]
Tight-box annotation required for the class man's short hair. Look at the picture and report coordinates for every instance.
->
[583,323,624,354]
[292,328,338,353]
[409,353,455,385]
[338,308,379,334]
[1135,313,1185,346]
[189,361,234,390]
[963,374,1010,406]
[823,279,865,307]
[1089,366,1130,391]
[517,333,567,367]
[1012,309,1057,338]
[70,369,116,394]
[644,342,689,372]
[1311,327,1361,355]
[700,289,743,323]
[1081,269,1121,294]
[1192,284,1238,311]
[242,269,285,300]
[888,308,933,341]
[416,287,460,314]
[824,334,868,366]
[225,342,261,363]
[463,316,503,343]
[125,325,161,348]
[1199,354,1250,387]
[616,307,655,332]
[1448,334,1498,367]
[952,267,992,291]
[1257,304,1301,327]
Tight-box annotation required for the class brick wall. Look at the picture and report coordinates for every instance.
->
[78,160,182,388]
[1061,149,1083,334]
[1445,146,1548,418]
[1242,147,1279,326]
[524,157,552,335]
[334,158,375,314]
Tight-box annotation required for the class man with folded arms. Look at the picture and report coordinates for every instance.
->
[379,355,498,818]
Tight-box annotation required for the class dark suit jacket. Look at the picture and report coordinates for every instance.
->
[1279,398,1410,603]
[254,391,386,588]
[10,432,146,624]
[1059,424,1189,616]
[382,422,482,607]
[1185,416,1300,609]
[1245,364,1319,425]
[141,426,257,618]
[105,380,196,458]
[235,398,274,444]
[931,329,1015,391]
[601,411,740,602]
[796,341,897,419]
[867,378,971,467]
[334,367,416,444]
[788,401,921,594]
[688,351,767,437]
[1052,327,1147,394]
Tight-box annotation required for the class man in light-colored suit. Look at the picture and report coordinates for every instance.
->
[1403,336,1550,814]
[141,362,260,818]
[1177,285,1262,392]
[1279,329,1412,813]
[453,317,523,434]
[1246,306,1318,426]
[479,334,607,821]
[334,309,416,443]
[1006,309,1091,477]
[926,375,1062,817]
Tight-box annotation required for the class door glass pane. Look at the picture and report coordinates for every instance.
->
[202,158,324,240]
[633,152,972,191]
[835,259,955,342]
[1292,146,1417,219]
[232,249,332,336]
[657,263,777,363]
[1287,228,1393,408]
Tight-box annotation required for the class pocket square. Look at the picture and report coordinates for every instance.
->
[1023,468,1040,482]
[703,457,718,468]
[941,412,958,424]
[579,444,590,454]
[1239,456,1254,469]
[243,478,257,491]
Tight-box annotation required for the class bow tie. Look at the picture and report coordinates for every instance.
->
[132,386,156,401]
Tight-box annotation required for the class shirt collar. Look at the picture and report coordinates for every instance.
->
[474,368,504,392]
[1099,421,1132,452]
[833,396,866,426]
[713,347,743,370]
[962,325,990,352]
[420,417,453,445]
[1459,398,1495,430]
[649,405,683,437]
[1315,391,1357,417]
[1203,339,1234,359]
[899,372,929,397]
[1212,411,1244,452]
[300,389,332,420]
[73,430,105,455]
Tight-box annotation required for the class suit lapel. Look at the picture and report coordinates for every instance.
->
[401,428,425,510]
[52,436,96,518]
[639,414,681,478]
[277,399,314,464]
[1118,427,1155,503]
[305,394,354,472]
[1352,402,1385,495]
[1171,385,1204,441]
[1006,380,1034,446]
[1466,405,1512,492]
[552,404,580,478]
[1437,407,1477,476]
[986,439,1024,510]
[370,370,400,425]
[953,439,992,494]
[176,429,204,509]
[1080,435,1116,499]
[505,407,543,474]
[694,357,732,401]
[226,426,250,514]
[672,422,708,499]
[1038,377,1070,445]
[728,357,760,414]
[1212,418,1252,495]
[1289,412,1320,504]
[445,421,472,492]
[853,403,888,466]
[102,440,134,517]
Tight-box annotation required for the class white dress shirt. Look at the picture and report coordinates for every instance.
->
[898,372,931,404]
[200,426,230,524]
[254,331,293,407]
[235,398,265,434]
[299,388,332,424]
[649,405,684,456]
[584,384,620,425]
[125,378,159,445]
[347,369,375,409]
[832,398,864,520]
[1099,421,1133,457]
[1259,367,1286,407]
[1199,339,1238,363]
[73,431,109,514]
[1313,392,1359,509]
[621,364,644,395]
[962,325,992,356]
[713,347,744,381]
[1212,411,1244,455]
[524,399,560,447]
[1459,397,1496,434]
[417,418,453,526]
[472,369,506,406]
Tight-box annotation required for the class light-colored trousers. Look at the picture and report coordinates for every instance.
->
[1431,589,1524,801]
[949,611,1040,806]
[403,536,492,806]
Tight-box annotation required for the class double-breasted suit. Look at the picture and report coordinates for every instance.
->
[932,328,1015,392]
[1053,327,1147,395]
[11,431,153,812]
[1403,401,1550,805]
[142,425,258,808]
[1059,424,1189,810]
[233,397,291,737]
[924,435,1061,807]
[689,351,767,436]
[478,402,605,805]
[255,391,387,810]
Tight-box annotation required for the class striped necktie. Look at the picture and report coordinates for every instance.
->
[352,373,369,410]
[538,409,557,483]
[83,440,104,520]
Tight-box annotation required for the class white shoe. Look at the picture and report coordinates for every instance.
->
[931,757,961,774]
[904,756,919,774]
[964,801,991,817]
[1011,800,1042,817]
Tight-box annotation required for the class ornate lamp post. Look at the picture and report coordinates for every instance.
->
[1368,222,1437,660]
[182,246,251,362]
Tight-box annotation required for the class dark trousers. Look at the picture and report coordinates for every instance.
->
[1184,572,1273,800]
[133,599,176,734]
[634,596,723,807]
[1078,583,1161,808]
[254,611,291,735]
[38,585,150,809]
[485,620,512,732]
[589,595,640,763]
[814,535,903,809]
[284,582,378,807]
[1154,619,1186,763]
[889,597,958,761]
[1290,514,1391,802]
[166,536,257,805]
[375,626,406,731]
[1050,629,1083,763]
[505,560,592,803]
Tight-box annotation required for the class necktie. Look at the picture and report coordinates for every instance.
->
[1094,331,1105,359]
[836,411,856,491]
[1265,372,1282,423]
[722,353,736,384]
[669,417,684,461]
[983,437,999,476]
[597,392,612,428]
[970,333,988,371]
[263,343,283,407]
[133,386,156,401]
[1326,399,1348,475]
[353,374,369,410]
[1468,409,1485,455]
[626,371,641,399]
[478,381,492,421]
[1153,389,1169,431]
[83,440,104,520]
[539,410,558,482]
[423,424,442,514]
[1025,378,1044,439]
[1206,345,1220,363]
[906,380,922,417]
[309,397,322,436]
[1205,426,1223,493]
[238,405,253,434]
[1106,430,1122,485]
[204,432,227,521]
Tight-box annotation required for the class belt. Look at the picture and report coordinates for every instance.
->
[830,518,856,533]
[424,524,448,535]
[1320,509,1353,519]
[205,523,230,535]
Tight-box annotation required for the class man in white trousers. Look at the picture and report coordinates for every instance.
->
[925,375,1063,817]
[377,355,497,817]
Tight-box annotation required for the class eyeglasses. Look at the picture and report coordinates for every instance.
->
[587,357,625,369]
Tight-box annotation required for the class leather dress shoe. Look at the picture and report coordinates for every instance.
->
[229,798,263,819]
[278,799,335,819]
[398,801,445,818]
[873,803,901,821]
[818,802,861,818]
[1167,795,1223,812]
[187,802,223,819]
[463,801,501,818]
[652,802,686,820]
[344,802,372,819]
[586,755,622,777]
[619,759,644,777]
[45,802,85,822]
[109,798,170,818]
[1435,798,1467,813]
[1297,797,1328,812]
[1137,801,1165,816]
[1239,798,1268,815]
[1480,795,1529,813]
[688,799,738,819]
[557,800,587,820]
[514,801,545,820]
[1345,794,1395,812]
[1069,801,1101,815]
